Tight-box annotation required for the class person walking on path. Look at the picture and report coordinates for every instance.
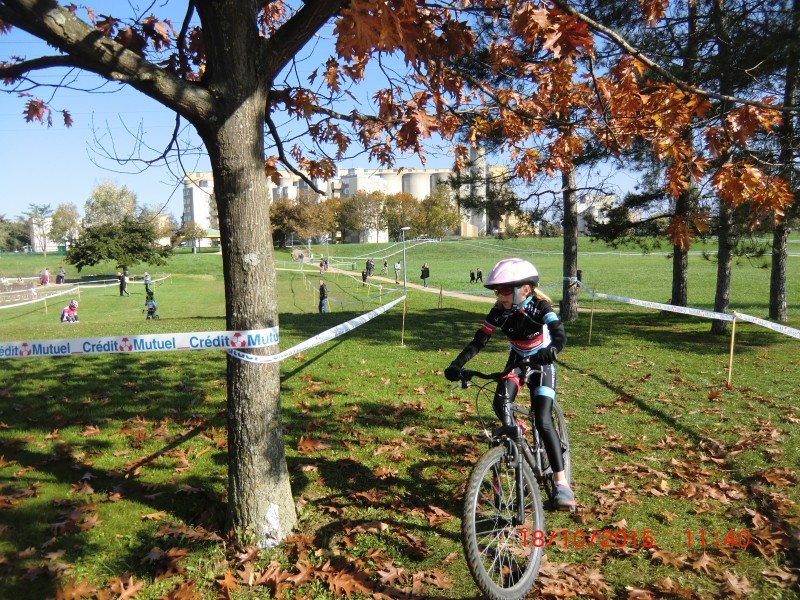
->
[476,267,483,283]
[470,269,476,284]
[362,269,368,287]
[420,263,430,288]
[318,279,328,313]
[394,261,401,284]
[118,271,130,296]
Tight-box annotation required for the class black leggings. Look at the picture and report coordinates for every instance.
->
[492,362,564,473]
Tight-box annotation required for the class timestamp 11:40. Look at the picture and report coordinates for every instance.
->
[686,530,751,548]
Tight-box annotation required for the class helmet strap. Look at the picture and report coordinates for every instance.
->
[512,287,533,311]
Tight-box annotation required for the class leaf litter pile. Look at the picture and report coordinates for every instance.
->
[0,349,797,599]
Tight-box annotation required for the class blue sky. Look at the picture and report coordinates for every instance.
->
[0,6,638,223]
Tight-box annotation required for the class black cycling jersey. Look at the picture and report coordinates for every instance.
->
[451,296,566,369]
[450,294,568,473]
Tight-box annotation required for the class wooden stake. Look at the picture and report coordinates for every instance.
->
[727,313,737,386]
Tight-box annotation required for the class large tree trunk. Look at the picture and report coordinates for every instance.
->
[560,167,579,321]
[769,223,789,321]
[669,0,699,308]
[770,0,799,322]
[671,192,689,307]
[194,1,298,546]
[209,105,298,545]
[711,200,733,335]
[711,0,733,335]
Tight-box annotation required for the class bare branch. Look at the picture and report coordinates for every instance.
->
[551,0,800,113]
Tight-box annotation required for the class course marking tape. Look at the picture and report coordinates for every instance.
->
[735,312,800,339]
[578,282,735,321]
[228,295,406,364]
[0,286,81,310]
[0,327,279,360]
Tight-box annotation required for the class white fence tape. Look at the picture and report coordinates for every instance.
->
[0,327,279,360]
[734,312,800,339]
[227,295,406,364]
[578,282,735,322]
[0,286,80,310]
[577,282,800,339]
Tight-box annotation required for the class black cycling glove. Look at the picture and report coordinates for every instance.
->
[531,347,557,365]
[444,364,462,381]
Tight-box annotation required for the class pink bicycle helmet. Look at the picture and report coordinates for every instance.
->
[484,258,539,289]
[69,300,78,309]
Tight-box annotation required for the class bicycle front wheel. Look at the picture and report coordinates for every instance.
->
[462,445,545,600]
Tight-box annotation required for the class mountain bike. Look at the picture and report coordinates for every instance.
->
[454,363,572,600]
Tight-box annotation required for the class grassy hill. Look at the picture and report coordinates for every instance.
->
[0,238,797,598]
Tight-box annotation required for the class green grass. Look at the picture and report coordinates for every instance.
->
[0,238,798,599]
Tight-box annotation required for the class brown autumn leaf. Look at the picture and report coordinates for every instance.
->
[377,561,407,586]
[216,570,239,593]
[141,511,168,521]
[162,579,201,600]
[718,570,755,597]
[753,467,797,487]
[80,425,101,437]
[372,466,398,479]
[55,576,97,599]
[691,552,718,575]
[108,574,145,599]
[649,548,687,568]
[296,436,331,454]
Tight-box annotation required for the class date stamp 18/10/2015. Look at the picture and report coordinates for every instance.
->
[519,529,752,549]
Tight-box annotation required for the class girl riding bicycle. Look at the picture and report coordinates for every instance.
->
[445,258,574,510]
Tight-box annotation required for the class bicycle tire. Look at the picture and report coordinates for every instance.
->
[540,399,572,503]
[462,445,545,600]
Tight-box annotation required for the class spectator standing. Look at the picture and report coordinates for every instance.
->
[470,269,476,284]
[319,279,328,313]
[118,271,130,297]
[382,259,388,275]
[40,268,50,286]
[143,271,152,294]
[476,267,483,283]
[362,269,368,287]
[420,263,430,288]
[394,260,401,284]
[56,266,66,285]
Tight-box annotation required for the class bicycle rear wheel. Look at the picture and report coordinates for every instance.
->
[462,445,545,600]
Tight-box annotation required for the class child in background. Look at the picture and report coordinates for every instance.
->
[61,299,79,323]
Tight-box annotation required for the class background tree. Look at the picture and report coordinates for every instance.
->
[137,205,179,241]
[0,215,29,252]
[383,192,421,240]
[49,202,82,247]
[24,203,53,255]
[412,185,461,238]
[84,180,137,227]
[66,217,172,272]
[337,191,386,242]
[177,221,207,253]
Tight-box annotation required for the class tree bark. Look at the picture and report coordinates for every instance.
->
[711,0,733,335]
[671,193,689,307]
[560,167,579,321]
[770,0,799,322]
[208,103,297,546]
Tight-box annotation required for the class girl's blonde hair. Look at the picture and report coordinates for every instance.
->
[532,286,552,304]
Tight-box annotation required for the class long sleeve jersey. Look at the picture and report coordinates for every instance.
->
[451,297,567,368]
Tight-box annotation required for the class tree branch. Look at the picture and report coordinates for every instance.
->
[0,0,215,123]
[551,0,800,113]
[264,111,325,194]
